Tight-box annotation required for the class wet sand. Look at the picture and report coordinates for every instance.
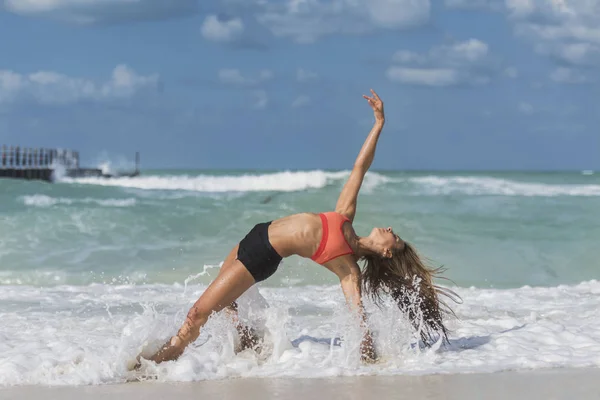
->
[0,367,597,400]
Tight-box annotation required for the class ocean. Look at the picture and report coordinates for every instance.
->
[1,169,599,386]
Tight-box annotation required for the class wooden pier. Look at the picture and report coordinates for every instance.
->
[0,145,140,183]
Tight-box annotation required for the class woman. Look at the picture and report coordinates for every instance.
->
[141,89,456,366]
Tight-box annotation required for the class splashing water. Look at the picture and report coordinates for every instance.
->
[1,170,599,386]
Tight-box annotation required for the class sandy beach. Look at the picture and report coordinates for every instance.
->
[1,367,598,400]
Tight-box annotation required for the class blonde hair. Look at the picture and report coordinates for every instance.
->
[360,242,460,345]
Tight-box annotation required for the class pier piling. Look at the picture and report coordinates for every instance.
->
[0,145,140,182]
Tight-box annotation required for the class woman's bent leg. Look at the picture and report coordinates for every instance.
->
[146,247,255,364]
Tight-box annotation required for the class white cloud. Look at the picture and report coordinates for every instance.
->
[256,0,431,43]
[392,39,489,66]
[0,71,23,104]
[504,66,519,78]
[386,38,493,86]
[297,68,318,82]
[218,69,273,86]
[201,15,244,43]
[518,102,534,115]
[445,0,504,10]
[558,42,598,65]
[3,0,431,43]
[392,50,423,64]
[218,69,248,85]
[533,41,600,66]
[0,64,158,105]
[506,0,600,67]
[3,0,198,24]
[445,38,489,62]
[366,0,430,28]
[219,69,272,110]
[291,95,310,108]
[549,67,587,84]
[386,68,459,87]
[444,0,600,82]
[254,90,268,109]
[259,70,273,81]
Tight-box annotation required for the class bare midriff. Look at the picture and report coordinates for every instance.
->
[267,212,358,265]
[266,213,323,258]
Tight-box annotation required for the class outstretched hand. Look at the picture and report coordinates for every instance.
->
[363,89,384,121]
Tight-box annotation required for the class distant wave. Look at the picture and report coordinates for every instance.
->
[35,171,600,197]
[59,170,391,193]
[410,176,600,196]
[21,195,136,208]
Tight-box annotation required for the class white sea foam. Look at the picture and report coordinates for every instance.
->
[20,195,136,208]
[410,176,600,197]
[60,172,594,197]
[0,280,599,386]
[58,170,390,193]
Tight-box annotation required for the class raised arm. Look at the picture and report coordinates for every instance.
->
[335,89,385,222]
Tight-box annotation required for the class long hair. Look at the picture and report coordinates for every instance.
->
[360,242,460,346]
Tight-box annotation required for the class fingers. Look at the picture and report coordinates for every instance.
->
[364,90,381,106]
[370,89,380,101]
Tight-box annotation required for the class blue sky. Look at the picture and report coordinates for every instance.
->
[0,0,598,171]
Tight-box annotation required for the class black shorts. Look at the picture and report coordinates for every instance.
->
[237,221,282,283]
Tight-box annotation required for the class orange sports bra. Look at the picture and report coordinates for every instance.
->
[311,212,354,265]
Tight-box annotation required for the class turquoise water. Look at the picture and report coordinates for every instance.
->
[1,169,598,288]
[1,169,600,386]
